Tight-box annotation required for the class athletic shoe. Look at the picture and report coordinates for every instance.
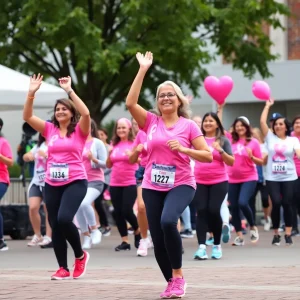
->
[91,229,102,245]
[51,267,71,280]
[128,227,134,235]
[0,240,8,251]
[38,236,52,246]
[82,236,92,249]
[250,227,259,243]
[232,237,244,246]
[40,241,53,249]
[73,251,90,279]
[101,227,111,237]
[205,237,214,246]
[211,245,222,259]
[222,224,231,243]
[272,235,281,246]
[285,234,293,246]
[180,229,194,238]
[194,246,208,260]
[160,279,174,299]
[134,233,141,249]
[291,228,300,237]
[264,216,272,231]
[115,242,131,251]
[169,278,187,298]
[27,235,43,247]
[137,239,148,257]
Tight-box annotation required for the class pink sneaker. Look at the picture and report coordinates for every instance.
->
[51,267,71,280]
[160,279,174,299]
[169,278,187,298]
[73,251,90,279]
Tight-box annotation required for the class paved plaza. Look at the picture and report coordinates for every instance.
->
[1,228,300,299]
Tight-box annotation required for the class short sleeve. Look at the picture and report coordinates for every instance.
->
[76,123,89,139]
[30,145,38,156]
[252,139,262,158]
[261,143,268,154]
[42,122,53,139]
[189,121,202,141]
[0,139,12,159]
[222,137,233,155]
[265,130,274,144]
[141,112,157,133]
[293,137,300,150]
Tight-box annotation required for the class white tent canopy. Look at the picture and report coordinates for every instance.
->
[0,65,67,111]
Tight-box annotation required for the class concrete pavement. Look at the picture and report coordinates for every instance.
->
[1,227,300,299]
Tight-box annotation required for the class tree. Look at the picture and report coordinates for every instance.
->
[0,0,289,123]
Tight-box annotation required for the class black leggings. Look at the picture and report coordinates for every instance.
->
[266,180,295,229]
[45,180,88,270]
[249,182,269,224]
[94,183,109,227]
[110,185,138,237]
[292,177,300,229]
[143,185,195,282]
[194,182,228,245]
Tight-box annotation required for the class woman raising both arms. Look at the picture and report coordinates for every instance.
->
[126,51,212,299]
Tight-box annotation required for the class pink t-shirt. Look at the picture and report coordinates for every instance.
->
[109,140,138,186]
[141,112,202,191]
[292,132,300,176]
[42,122,88,186]
[194,137,229,184]
[0,137,12,185]
[132,130,148,167]
[227,137,262,183]
[82,139,104,182]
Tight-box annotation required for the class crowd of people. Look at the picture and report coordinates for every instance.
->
[0,51,299,299]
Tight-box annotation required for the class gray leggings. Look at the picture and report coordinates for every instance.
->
[76,187,101,233]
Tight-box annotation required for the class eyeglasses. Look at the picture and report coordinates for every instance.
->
[158,93,177,99]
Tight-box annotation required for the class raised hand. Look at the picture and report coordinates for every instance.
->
[58,76,72,91]
[29,74,43,94]
[136,51,153,71]
[266,98,274,108]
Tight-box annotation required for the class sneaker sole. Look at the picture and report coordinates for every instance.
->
[194,255,208,260]
[222,225,230,243]
[51,276,71,280]
[211,256,222,260]
[0,247,9,251]
[103,232,111,237]
[180,235,194,239]
[137,253,147,257]
[73,251,90,279]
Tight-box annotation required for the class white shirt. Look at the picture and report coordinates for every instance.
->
[30,142,48,186]
[265,131,300,182]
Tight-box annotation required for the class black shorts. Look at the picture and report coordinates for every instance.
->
[135,166,145,187]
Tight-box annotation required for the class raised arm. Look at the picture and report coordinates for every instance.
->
[58,76,90,135]
[126,52,153,129]
[260,98,274,137]
[217,103,225,123]
[23,74,46,133]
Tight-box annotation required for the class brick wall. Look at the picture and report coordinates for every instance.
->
[287,0,300,59]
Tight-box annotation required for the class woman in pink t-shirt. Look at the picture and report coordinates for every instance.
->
[106,118,140,251]
[23,74,90,280]
[218,103,263,247]
[75,119,107,249]
[126,52,212,299]
[0,119,13,252]
[193,112,234,261]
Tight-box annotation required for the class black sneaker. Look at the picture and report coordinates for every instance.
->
[134,233,141,249]
[272,235,281,246]
[40,241,53,249]
[180,229,194,239]
[285,234,293,246]
[115,242,131,251]
[101,227,111,237]
[0,240,8,251]
[291,228,299,237]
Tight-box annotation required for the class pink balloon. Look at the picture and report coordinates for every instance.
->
[204,76,233,105]
[252,81,271,101]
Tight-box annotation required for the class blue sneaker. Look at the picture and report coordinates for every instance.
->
[194,247,208,260]
[205,237,214,246]
[222,224,231,243]
[211,245,222,259]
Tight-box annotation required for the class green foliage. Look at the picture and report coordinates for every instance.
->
[0,0,289,123]
[8,163,31,179]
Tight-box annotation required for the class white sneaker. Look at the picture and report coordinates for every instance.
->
[27,235,43,247]
[91,229,102,245]
[232,236,245,246]
[82,236,92,249]
[264,216,272,231]
[38,236,52,246]
[250,227,259,243]
[146,237,153,249]
[137,239,148,257]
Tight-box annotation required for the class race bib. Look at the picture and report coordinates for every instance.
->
[151,164,176,188]
[272,161,287,174]
[50,163,69,182]
[37,170,46,183]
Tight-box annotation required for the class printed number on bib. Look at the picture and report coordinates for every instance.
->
[50,163,69,182]
[151,164,176,188]
[272,161,287,174]
[38,173,46,183]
